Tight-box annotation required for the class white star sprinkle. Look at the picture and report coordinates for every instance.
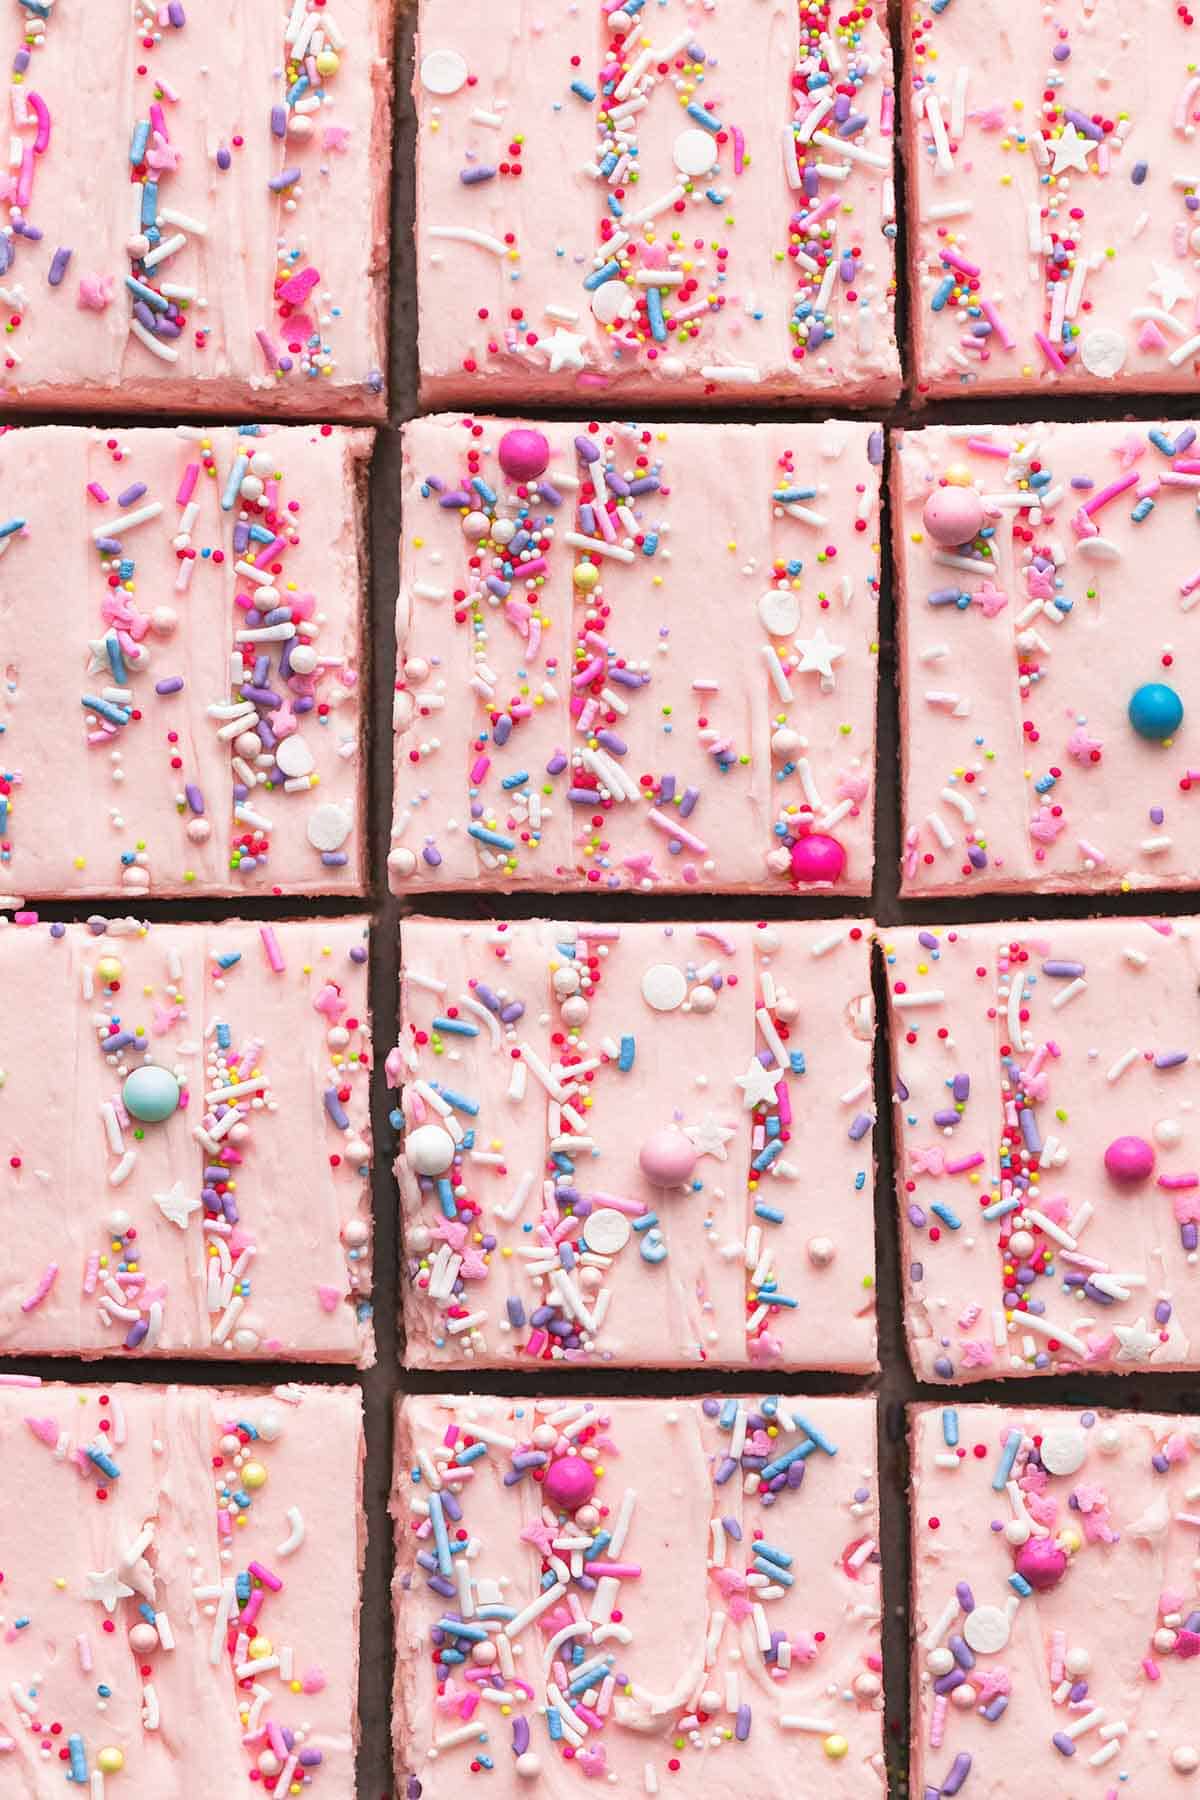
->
[540,328,587,375]
[153,1181,201,1230]
[683,1113,737,1161]
[84,1567,135,1614]
[1148,261,1195,315]
[733,1058,782,1109]
[793,626,846,684]
[1113,1317,1161,1364]
[1049,123,1096,176]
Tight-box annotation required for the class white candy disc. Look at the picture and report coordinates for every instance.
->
[1039,1425,1088,1477]
[276,734,315,778]
[758,589,801,637]
[591,281,634,326]
[420,49,468,95]
[672,128,718,176]
[963,1604,1010,1655]
[306,802,352,852]
[1079,327,1127,379]
[641,963,687,1011]
[582,1207,632,1255]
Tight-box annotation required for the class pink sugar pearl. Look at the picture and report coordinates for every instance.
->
[543,1453,596,1512]
[790,832,846,884]
[497,427,550,481]
[1104,1135,1156,1182]
[638,1125,698,1188]
[1013,1536,1068,1592]
[922,486,985,547]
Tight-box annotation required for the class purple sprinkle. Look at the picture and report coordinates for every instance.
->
[47,246,72,286]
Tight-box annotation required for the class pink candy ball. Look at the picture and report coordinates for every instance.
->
[497,428,550,482]
[543,1453,596,1512]
[1104,1134,1156,1182]
[790,832,847,885]
[638,1125,698,1188]
[1013,1536,1068,1593]
[922,486,985,547]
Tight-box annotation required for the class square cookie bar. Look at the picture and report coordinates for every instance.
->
[0,915,372,1362]
[893,418,1200,897]
[0,424,368,900]
[911,1402,1200,1797]
[394,1393,883,1797]
[884,916,1200,1383]
[905,0,1200,399]
[413,0,899,406]
[0,1380,363,1799]
[390,414,882,896]
[393,916,877,1371]
[1,2,391,416]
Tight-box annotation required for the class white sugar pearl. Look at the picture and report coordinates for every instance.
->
[405,1124,456,1177]
[289,644,319,675]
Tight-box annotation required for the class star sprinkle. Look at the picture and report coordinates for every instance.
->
[793,626,846,683]
[683,1112,736,1161]
[1048,123,1095,176]
[84,1567,135,1613]
[733,1058,782,1109]
[153,1181,201,1229]
[1148,261,1195,315]
[1114,1318,1163,1363]
[540,328,587,374]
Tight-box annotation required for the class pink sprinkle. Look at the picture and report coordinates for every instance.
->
[1082,470,1139,516]
[87,481,110,503]
[731,125,746,175]
[277,266,321,306]
[1034,331,1066,373]
[20,1262,58,1313]
[27,90,50,155]
[260,926,286,974]
[176,462,200,507]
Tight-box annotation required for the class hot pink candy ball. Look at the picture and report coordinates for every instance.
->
[638,1125,698,1187]
[497,428,550,482]
[922,486,985,547]
[790,832,846,884]
[1013,1536,1068,1593]
[1104,1134,1155,1182]
[543,1453,596,1512]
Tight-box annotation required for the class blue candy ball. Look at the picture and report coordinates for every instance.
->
[1128,682,1184,742]
[122,1064,181,1124]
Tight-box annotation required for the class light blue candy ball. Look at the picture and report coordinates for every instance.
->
[1128,682,1184,742]
[122,1064,181,1124]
